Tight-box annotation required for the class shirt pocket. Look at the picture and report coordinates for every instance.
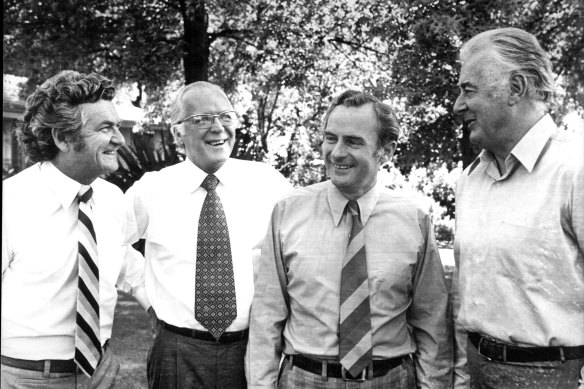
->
[369,256,414,312]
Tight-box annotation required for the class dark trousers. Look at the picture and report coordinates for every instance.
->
[147,325,246,389]
[467,337,584,388]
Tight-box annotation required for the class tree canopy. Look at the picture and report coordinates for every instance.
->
[4,0,583,183]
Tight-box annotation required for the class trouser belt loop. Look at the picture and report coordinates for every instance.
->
[289,354,294,370]
[560,347,565,363]
[321,360,328,382]
[43,360,50,378]
[503,344,507,362]
[367,362,374,380]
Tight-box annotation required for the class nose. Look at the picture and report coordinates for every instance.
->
[209,117,225,132]
[111,125,125,147]
[453,94,466,115]
[330,139,347,161]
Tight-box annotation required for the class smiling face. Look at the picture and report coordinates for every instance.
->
[55,100,125,184]
[174,87,236,173]
[454,51,513,153]
[322,104,383,200]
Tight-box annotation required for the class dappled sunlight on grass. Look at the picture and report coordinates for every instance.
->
[111,291,151,388]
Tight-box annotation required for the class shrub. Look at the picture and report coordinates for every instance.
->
[379,162,462,247]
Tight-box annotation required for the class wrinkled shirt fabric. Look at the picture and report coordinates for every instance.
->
[124,158,292,331]
[2,161,148,360]
[452,114,584,387]
[247,180,453,389]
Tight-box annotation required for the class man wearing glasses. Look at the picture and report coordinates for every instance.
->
[124,81,292,388]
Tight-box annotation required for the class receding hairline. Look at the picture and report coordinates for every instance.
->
[171,81,230,123]
[174,81,227,104]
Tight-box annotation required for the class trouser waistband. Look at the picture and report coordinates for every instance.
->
[468,332,584,362]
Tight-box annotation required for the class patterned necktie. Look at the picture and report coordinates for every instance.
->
[75,187,102,377]
[339,200,373,377]
[195,174,237,340]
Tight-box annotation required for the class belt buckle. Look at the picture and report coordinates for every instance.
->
[341,366,366,382]
[477,337,492,361]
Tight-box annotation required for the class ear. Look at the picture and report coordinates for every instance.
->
[171,124,184,147]
[378,141,397,165]
[52,128,70,153]
[508,73,528,105]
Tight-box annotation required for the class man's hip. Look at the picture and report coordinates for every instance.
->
[1,341,119,389]
[278,353,416,389]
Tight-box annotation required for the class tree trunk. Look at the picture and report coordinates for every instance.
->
[181,0,209,83]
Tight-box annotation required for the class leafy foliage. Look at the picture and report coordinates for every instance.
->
[3,0,583,190]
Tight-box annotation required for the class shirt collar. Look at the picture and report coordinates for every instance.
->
[468,114,554,176]
[509,114,554,173]
[327,179,380,227]
[181,158,236,192]
[40,161,86,210]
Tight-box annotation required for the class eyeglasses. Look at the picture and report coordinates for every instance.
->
[178,110,238,128]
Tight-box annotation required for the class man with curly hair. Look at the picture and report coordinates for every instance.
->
[2,70,150,388]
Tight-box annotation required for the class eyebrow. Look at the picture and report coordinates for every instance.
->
[324,132,365,143]
[96,120,122,128]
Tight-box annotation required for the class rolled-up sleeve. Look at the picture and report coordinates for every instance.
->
[246,202,289,389]
[407,211,453,388]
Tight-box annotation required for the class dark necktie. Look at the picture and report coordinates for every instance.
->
[75,187,102,376]
[339,200,373,377]
[195,174,237,339]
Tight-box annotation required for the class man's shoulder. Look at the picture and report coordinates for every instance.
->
[547,132,583,165]
[276,181,328,206]
[92,177,123,197]
[228,158,282,177]
[378,187,430,215]
[3,163,42,195]
[134,161,184,185]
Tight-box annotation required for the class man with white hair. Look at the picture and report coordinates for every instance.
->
[452,27,584,388]
[125,81,291,388]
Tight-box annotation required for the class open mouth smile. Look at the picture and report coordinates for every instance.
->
[332,163,352,170]
[207,140,226,146]
[464,118,477,128]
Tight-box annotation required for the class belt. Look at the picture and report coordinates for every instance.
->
[468,332,584,362]
[1,355,76,373]
[285,354,404,382]
[1,340,110,373]
[160,321,248,344]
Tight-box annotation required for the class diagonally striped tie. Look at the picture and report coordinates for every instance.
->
[75,187,102,377]
[339,200,372,377]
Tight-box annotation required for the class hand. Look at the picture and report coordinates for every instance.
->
[148,306,160,339]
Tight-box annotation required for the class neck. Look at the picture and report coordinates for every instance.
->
[491,105,546,167]
[51,156,95,185]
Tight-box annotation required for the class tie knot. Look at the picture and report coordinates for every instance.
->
[201,174,219,192]
[78,187,93,203]
[346,200,360,217]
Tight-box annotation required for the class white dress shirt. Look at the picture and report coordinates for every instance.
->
[2,161,149,360]
[125,158,292,331]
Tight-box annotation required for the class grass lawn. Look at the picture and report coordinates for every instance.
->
[110,291,151,388]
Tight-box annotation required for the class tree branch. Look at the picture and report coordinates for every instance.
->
[328,36,385,55]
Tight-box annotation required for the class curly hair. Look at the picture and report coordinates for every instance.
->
[322,90,400,153]
[460,27,555,104]
[15,70,115,163]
